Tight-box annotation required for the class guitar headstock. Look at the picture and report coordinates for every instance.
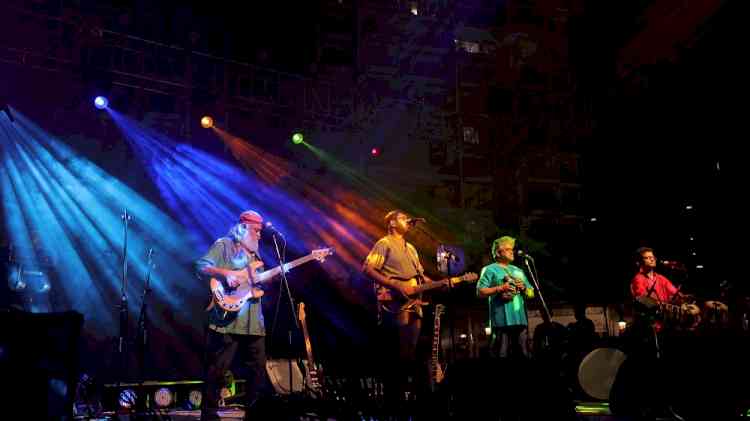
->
[312,247,334,262]
[435,304,445,318]
[298,302,306,322]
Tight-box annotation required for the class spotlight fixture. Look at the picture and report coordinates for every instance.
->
[118,389,137,409]
[188,389,203,409]
[291,132,304,144]
[200,116,214,129]
[154,387,173,408]
[370,147,380,157]
[94,96,108,110]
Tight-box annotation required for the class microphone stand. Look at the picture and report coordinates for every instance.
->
[638,271,663,360]
[135,248,154,382]
[522,256,559,359]
[117,209,131,385]
[269,231,300,397]
[522,256,551,323]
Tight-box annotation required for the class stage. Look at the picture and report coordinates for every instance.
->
[75,402,749,420]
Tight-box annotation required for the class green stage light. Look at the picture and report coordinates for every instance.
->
[292,133,304,144]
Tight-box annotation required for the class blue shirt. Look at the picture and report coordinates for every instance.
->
[477,263,533,328]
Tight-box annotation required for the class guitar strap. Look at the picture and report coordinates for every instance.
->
[404,241,423,279]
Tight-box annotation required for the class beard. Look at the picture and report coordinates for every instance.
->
[240,235,259,253]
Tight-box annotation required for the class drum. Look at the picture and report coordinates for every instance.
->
[679,303,701,330]
[265,359,304,395]
[577,347,628,400]
[701,300,729,328]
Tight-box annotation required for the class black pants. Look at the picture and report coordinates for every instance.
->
[491,325,529,359]
[202,329,266,419]
[379,310,424,406]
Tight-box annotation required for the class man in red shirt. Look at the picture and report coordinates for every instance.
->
[612,247,685,417]
[630,247,679,303]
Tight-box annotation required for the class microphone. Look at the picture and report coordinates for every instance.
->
[264,221,285,236]
[660,260,685,270]
[407,217,426,226]
[516,250,534,261]
[440,250,460,262]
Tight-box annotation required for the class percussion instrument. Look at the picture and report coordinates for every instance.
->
[266,359,305,395]
[701,300,729,328]
[635,295,701,330]
[577,347,628,400]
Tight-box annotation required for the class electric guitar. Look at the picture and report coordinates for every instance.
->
[430,304,446,391]
[209,248,333,312]
[376,272,478,315]
[298,302,323,396]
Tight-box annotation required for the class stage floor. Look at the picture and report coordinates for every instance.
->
[86,402,716,420]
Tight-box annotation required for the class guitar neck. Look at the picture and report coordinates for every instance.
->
[256,253,319,283]
[413,277,455,295]
[432,318,441,356]
[300,322,315,367]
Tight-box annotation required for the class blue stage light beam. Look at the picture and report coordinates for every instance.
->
[106,110,315,254]
[0,108,200,348]
[105,110,374,345]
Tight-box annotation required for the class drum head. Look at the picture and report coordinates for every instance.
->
[266,359,304,395]
[577,347,627,400]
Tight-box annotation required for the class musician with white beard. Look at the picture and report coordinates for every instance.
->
[196,210,267,420]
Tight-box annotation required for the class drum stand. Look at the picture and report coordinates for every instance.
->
[651,324,662,360]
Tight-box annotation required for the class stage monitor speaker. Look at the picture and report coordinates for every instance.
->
[0,309,83,418]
